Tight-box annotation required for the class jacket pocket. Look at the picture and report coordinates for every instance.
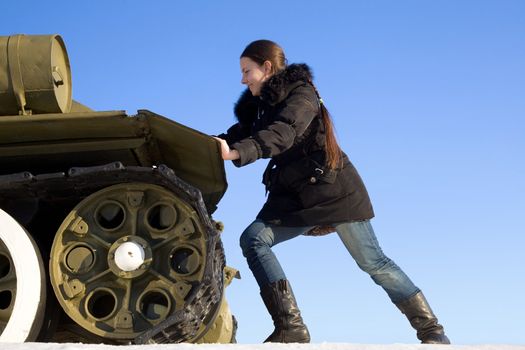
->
[277,158,311,193]
[298,179,344,208]
[278,157,338,194]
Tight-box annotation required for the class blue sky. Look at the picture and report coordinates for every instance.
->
[4,0,525,344]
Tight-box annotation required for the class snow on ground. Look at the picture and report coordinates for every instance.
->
[1,343,525,350]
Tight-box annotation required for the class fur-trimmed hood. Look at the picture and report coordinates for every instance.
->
[234,63,314,124]
[260,63,314,105]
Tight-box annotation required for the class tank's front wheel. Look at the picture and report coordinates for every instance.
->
[0,208,46,342]
[49,182,211,341]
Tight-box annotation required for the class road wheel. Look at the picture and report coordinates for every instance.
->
[49,183,212,341]
[0,208,46,342]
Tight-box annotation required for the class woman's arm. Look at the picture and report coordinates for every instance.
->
[230,85,319,167]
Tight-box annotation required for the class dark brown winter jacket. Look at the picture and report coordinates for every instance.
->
[219,63,374,227]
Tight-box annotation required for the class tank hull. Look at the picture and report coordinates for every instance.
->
[0,110,234,344]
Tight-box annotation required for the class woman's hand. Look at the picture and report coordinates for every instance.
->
[213,137,240,161]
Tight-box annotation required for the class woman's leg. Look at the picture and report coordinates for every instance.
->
[239,220,312,343]
[239,219,311,287]
[335,219,419,303]
[335,220,449,344]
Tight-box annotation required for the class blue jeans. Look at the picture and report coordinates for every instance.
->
[239,219,420,303]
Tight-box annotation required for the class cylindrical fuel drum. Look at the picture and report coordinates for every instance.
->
[0,34,72,115]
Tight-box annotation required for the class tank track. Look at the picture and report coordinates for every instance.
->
[0,162,225,344]
[135,239,226,344]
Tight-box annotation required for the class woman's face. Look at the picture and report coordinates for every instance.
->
[240,57,271,96]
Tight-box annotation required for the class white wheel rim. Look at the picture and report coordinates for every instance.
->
[0,208,45,342]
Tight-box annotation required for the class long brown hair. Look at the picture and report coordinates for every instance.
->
[241,40,342,169]
[320,101,343,170]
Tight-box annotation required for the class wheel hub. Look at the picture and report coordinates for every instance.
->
[114,241,145,272]
[109,236,151,278]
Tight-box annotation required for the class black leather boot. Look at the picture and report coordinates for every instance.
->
[396,292,450,344]
[260,279,310,343]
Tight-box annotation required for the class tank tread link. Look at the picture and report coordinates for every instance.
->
[0,162,227,344]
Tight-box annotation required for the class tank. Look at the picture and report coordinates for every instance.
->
[0,34,237,344]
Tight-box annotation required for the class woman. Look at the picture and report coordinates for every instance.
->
[215,39,450,344]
